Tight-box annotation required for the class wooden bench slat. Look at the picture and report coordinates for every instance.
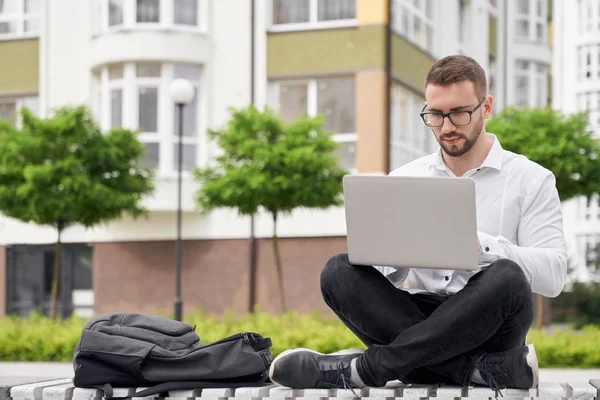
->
[10,379,73,400]
[465,385,498,399]
[537,381,564,399]
[4,379,594,399]
[566,381,597,399]
[41,383,74,400]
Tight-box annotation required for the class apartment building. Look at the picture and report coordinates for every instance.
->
[552,0,600,283]
[0,0,549,318]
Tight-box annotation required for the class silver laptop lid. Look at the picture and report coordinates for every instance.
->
[342,175,479,270]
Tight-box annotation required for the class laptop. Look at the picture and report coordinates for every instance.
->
[342,174,483,271]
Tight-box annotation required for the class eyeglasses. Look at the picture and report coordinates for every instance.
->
[419,97,486,127]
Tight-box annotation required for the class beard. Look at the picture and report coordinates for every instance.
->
[436,118,483,158]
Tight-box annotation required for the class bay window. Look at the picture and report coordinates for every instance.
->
[271,0,356,30]
[515,0,547,43]
[96,62,201,176]
[391,0,434,54]
[92,0,205,35]
[0,0,41,39]
[389,83,435,171]
[514,59,548,108]
[269,76,357,172]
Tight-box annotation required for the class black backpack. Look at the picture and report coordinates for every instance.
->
[72,312,273,399]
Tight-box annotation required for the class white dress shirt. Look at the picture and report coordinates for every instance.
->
[375,134,567,298]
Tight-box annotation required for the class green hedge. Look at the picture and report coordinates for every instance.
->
[1,310,599,368]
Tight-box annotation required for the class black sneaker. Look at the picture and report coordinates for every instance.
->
[268,348,364,389]
[475,344,539,393]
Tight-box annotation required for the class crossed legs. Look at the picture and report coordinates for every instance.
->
[320,253,534,386]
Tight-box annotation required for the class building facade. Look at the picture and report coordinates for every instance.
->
[552,0,600,283]
[0,0,551,318]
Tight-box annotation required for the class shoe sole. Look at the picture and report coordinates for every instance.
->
[330,348,365,355]
[268,348,323,385]
[526,344,539,388]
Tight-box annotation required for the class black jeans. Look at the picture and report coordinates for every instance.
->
[320,253,534,387]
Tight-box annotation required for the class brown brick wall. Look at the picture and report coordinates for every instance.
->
[0,246,5,315]
[93,237,347,317]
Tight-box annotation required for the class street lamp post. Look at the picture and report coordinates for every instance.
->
[169,78,195,322]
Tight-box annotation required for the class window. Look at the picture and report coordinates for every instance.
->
[93,0,204,34]
[271,0,355,29]
[389,83,435,170]
[515,60,530,107]
[0,100,16,125]
[96,62,201,176]
[0,95,38,126]
[580,233,600,277]
[576,91,600,130]
[269,76,357,172]
[514,59,547,108]
[136,0,159,23]
[488,57,498,106]
[535,63,546,106]
[108,0,123,26]
[174,0,197,26]
[515,0,546,42]
[172,63,200,171]
[577,45,596,81]
[0,0,41,39]
[391,0,434,53]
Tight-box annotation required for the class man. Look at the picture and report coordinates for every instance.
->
[268,55,567,392]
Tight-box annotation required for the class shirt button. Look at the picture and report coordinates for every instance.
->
[485,247,490,252]
[444,276,450,281]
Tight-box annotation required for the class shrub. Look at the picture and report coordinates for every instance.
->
[1,309,599,368]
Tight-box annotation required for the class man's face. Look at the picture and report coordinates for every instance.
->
[423,80,492,158]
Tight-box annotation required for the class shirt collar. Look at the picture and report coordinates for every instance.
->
[430,133,504,172]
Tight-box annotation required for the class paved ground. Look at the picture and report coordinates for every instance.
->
[1,362,599,382]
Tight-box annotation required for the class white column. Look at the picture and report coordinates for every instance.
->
[495,0,508,109]
[254,0,269,109]
[434,0,460,58]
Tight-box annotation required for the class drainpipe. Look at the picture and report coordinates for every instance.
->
[502,0,508,109]
[249,0,258,314]
[385,0,392,173]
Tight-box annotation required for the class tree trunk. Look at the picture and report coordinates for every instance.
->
[272,211,286,312]
[49,220,64,319]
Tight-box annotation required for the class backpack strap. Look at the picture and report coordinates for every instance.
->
[104,374,269,399]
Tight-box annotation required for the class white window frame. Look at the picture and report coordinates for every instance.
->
[268,0,357,32]
[576,44,600,81]
[514,60,547,108]
[0,0,41,41]
[580,232,600,273]
[0,95,39,127]
[92,0,208,37]
[268,77,358,173]
[514,0,547,43]
[390,0,434,54]
[576,91,600,132]
[389,83,435,170]
[96,62,202,179]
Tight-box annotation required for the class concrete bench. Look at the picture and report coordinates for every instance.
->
[2,378,600,400]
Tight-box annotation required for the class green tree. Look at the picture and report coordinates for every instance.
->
[487,106,600,200]
[193,105,348,312]
[487,106,600,327]
[0,106,155,318]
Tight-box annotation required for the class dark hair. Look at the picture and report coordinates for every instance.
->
[424,55,487,99]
